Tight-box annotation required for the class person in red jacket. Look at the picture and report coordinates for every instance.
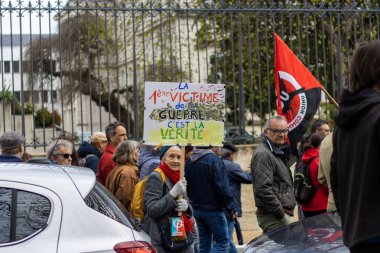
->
[300,132,328,218]
[97,121,127,185]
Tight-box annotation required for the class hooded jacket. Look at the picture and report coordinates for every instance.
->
[332,88,380,248]
[300,147,328,212]
[77,141,101,173]
[138,147,160,179]
[185,149,237,213]
[251,136,296,219]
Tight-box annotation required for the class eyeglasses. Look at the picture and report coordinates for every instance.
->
[57,153,73,159]
[267,128,289,135]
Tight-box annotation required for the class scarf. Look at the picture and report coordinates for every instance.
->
[160,162,192,233]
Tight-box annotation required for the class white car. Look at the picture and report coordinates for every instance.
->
[0,163,156,253]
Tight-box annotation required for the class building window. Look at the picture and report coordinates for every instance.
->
[22,61,29,71]
[52,90,57,102]
[14,91,21,101]
[4,61,10,73]
[13,61,19,73]
[23,91,30,102]
[33,91,39,103]
[43,90,48,103]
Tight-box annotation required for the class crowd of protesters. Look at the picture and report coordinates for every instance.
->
[2,39,380,253]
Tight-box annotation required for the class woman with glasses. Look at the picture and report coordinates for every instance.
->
[105,140,140,211]
[46,139,74,165]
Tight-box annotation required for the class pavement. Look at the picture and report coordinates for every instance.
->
[231,183,260,253]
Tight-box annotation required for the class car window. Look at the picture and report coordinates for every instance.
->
[0,187,51,244]
[84,182,139,231]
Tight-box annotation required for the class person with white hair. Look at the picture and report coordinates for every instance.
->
[46,139,74,165]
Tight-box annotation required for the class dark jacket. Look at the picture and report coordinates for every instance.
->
[185,149,237,213]
[138,147,160,179]
[0,154,23,162]
[332,88,380,248]
[221,158,252,216]
[251,136,296,218]
[77,141,101,173]
[143,171,192,252]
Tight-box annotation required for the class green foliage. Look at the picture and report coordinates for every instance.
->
[196,0,379,126]
[319,102,337,127]
[35,108,61,127]
[52,110,62,126]
[0,86,12,103]
[14,102,33,115]
[24,103,34,114]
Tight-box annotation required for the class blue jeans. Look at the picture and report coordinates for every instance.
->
[193,208,230,253]
[227,219,238,253]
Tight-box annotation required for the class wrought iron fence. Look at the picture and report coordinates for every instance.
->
[0,0,379,151]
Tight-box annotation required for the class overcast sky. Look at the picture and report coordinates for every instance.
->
[1,0,68,35]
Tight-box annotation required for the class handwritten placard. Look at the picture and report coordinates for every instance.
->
[143,82,225,146]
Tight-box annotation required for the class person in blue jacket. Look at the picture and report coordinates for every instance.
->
[138,144,160,179]
[77,132,107,173]
[0,131,25,162]
[221,142,252,252]
[185,145,238,253]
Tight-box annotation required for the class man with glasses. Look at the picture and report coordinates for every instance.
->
[97,121,127,185]
[0,131,25,162]
[46,139,73,165]
[250,115,296,233]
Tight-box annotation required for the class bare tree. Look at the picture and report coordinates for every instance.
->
[23,12,134,130]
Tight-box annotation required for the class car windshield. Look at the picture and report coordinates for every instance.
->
[84,182,140,231]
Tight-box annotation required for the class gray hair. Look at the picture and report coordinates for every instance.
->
[113,140,140,164]
[46,139,73,158]
[264,115,287,129]
[105,121,127,142]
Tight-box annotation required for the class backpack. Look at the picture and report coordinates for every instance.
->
[294,157,317,204]
[131,168,166,221]
[78,154,96,167]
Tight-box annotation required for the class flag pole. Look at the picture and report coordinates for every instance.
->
[321,86,339,108]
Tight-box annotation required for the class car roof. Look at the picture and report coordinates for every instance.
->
[0,163,96,198]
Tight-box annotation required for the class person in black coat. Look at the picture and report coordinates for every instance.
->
[331,40,380,253]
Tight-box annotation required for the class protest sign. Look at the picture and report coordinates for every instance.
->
[143,82,225,146]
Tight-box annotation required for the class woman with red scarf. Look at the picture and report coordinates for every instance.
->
[143,145,194,253]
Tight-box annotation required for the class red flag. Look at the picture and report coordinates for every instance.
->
[274,33,322,156]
